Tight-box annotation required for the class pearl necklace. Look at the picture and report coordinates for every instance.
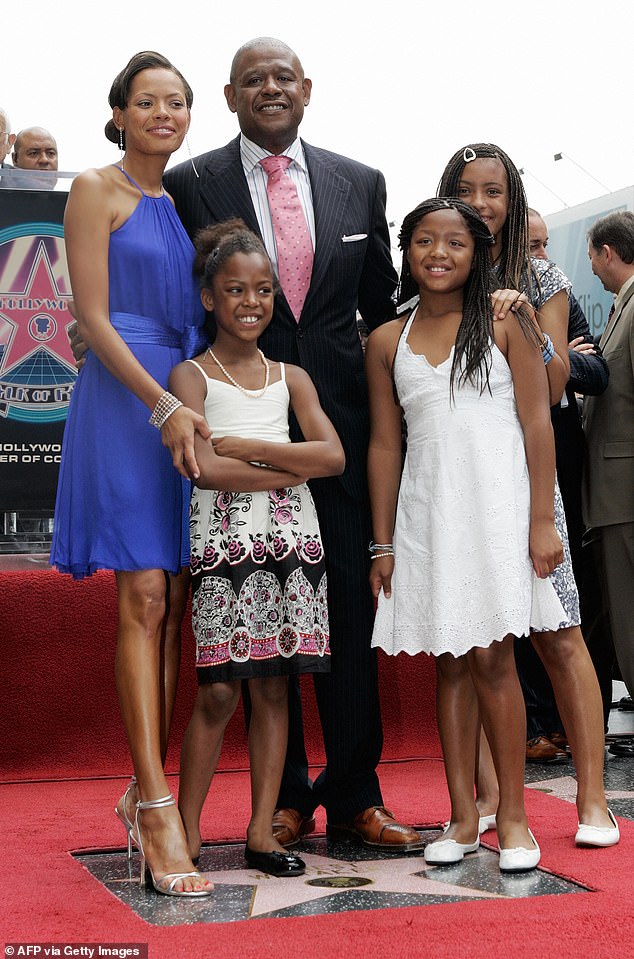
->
[206,348,270,397]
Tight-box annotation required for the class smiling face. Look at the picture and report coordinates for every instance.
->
[224,42,312,154]
[407,208,475,295]
[202,251,275,342]
[113,67,190,158]
[455,158,509,257]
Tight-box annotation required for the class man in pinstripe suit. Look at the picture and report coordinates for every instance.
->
[164,37,423,851]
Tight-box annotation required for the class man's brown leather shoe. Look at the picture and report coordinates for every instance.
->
[326,806,424,852]
[272,808,316,848]
[548,731,569,751]
[525,736,567,763]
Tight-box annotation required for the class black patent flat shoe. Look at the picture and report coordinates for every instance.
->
[244,846,306,876]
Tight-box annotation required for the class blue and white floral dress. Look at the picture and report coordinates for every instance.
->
[187,360,330,683]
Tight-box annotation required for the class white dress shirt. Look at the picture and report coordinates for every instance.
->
[239,134,316,275]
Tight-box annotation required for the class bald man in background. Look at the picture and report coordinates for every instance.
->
[12,126,58,189]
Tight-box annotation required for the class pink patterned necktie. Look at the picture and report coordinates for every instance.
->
[259,155,314,322]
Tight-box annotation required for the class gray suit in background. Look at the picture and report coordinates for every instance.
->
[583,232,634,701]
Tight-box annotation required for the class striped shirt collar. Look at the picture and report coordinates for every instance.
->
[239,134,307,175]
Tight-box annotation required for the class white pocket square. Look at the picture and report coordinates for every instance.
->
[341,233,368,242]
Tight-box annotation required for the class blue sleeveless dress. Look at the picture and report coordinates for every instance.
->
[51,168,205,578]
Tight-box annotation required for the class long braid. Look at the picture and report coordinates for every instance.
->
[437,143,531,290]
[437,143,543,340]
[398,198,496,398]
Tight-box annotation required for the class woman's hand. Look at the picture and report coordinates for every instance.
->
[66,307,90,371]
[529,520,564,579]
[369,555,395,599]
[491,289,535,323]
[160,405,212,480]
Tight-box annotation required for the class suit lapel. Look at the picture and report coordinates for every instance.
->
[196,139,352,327]
[302,142,351,318]
[601,281,634,350]
[198,136,261,235]
[196,138,295,328]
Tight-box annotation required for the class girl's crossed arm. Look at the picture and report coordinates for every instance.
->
[212,365,345,480]
[496,313,564,578]
[168,361,305,491]
[365,321,405,600]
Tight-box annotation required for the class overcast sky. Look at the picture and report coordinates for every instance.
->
[5,0,631,238]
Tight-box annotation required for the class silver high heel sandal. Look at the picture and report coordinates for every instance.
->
[134,793,212,898]
[114,776,137,860]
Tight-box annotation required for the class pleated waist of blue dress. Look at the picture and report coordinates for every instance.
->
[110,312,207,358]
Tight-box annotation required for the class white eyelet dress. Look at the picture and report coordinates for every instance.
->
[371,310,573,659]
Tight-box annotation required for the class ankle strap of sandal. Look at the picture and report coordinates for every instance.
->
[136,793,175,811]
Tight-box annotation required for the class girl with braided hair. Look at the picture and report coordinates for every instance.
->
[438,145,618,849]
[367,197,564,871]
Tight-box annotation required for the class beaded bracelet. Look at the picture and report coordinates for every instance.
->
[371,551,395,560]
[149,391,183,429]
[541,333,555,365]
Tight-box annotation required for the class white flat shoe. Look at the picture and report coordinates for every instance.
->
[575,809,620,847]
[478,814,497,834]
[424,829,480,865]
[499,828,541,873]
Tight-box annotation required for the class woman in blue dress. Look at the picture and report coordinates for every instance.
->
[51,52,212,897]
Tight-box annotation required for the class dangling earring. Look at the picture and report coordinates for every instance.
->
[185,133,199,179]
[118,127,124,154]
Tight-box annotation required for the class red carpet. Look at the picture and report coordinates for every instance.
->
[1,762,632,958]
[3,568,632,958]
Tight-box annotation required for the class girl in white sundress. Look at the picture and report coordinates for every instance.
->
[169,220,344,877]
[366,197,565,873]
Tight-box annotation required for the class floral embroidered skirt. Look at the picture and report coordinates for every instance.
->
[190,483,330,683]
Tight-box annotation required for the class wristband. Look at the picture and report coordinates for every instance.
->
[149,391,183,429]
[541,333,555,365]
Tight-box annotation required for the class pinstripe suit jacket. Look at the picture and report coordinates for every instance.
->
[582,279,634,527]
[164,136,398,500]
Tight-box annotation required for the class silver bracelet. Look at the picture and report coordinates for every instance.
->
[149,391,183,429]
[369,540,393,554]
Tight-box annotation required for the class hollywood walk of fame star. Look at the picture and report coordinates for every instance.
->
[0,240,75,375]
[198,850,504,918]
[79,833,586,927]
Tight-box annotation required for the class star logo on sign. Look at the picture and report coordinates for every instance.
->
[0,241,75,374]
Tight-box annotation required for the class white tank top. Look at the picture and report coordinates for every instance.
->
[186,359,291,444]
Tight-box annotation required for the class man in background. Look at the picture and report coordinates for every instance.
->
[0,107,17,185]
[583,212,634,755]
[11,126,58,189]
